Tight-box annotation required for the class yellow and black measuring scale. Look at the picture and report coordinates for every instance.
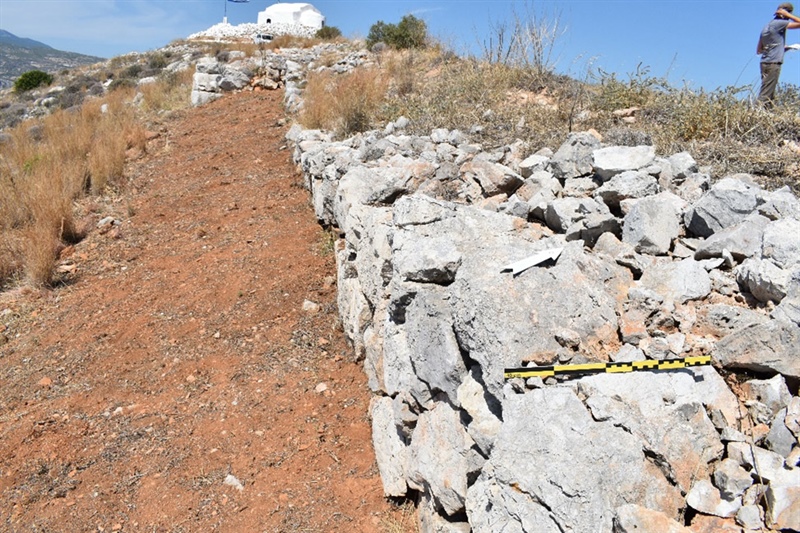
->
[504,355,712,380]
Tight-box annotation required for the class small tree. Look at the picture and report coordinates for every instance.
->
[316,26,342,40]
[366,21,391,48]
[367,15,428,49]
[394,15,427,49]
[14,70,54,93]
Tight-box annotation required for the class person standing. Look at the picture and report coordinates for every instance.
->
[757,3,800,107]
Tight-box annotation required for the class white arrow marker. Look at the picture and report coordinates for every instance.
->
[500,247,563,276]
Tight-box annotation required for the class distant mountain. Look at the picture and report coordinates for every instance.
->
[0,29,53,50]
[0,29,104,89]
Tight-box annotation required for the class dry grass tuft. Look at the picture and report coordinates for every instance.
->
[300,68,388,136]
[269,35,323,49]
[139,69,194,113]
[379,499,417,533]
[22,221,60,288]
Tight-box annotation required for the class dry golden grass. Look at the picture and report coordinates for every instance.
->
[377,499,417,533]
[0,66,192,289]
[139,68,194,113]
[0,229,23,287]
[22,221,60,287]
[300,67,388,136]
[269,35,323,49]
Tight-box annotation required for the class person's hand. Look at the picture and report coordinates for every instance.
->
[776,8,790,18]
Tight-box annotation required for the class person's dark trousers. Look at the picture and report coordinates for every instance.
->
[758,62,782,107]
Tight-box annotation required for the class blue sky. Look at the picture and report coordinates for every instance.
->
[1,0,799,93]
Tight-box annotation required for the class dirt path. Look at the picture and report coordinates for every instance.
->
[0,91,410,532]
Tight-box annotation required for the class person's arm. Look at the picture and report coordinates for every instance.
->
[776,8,800,25]
[757,35,764,54]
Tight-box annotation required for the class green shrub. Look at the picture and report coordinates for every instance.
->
[124,64,143,78]
[147,53,168,69]
[366,21,391,48]
[14,70,54,93]
[108,78,136,92]
[394,15,427,49]
[367,15,427,49]
[316,26,342,40]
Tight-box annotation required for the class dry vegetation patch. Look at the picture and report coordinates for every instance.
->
[306,44,799,191]
[0,66,192,288]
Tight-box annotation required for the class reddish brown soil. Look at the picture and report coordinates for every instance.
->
[0,91,413,532]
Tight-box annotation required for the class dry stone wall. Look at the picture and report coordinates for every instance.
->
[287,116,800,532]
[192,44,800,532]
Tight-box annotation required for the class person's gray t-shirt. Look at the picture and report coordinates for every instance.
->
[760,18,791,63]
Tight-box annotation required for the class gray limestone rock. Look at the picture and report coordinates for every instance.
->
[672,172,710,204]
[713,458,754,499]
[613,505,693,533]
[192,71,222,92]
[638,258,712,305]
[735,504,763,530]
[595,170,660,207]
[345,204,393,307]
[190,87,222,107]
[579,211,622,248]
[334,166,415,232]
[562,176,602,197]
[518,153,550,177]
[370,396,408,497]
[686,479,741,518]
[684,177,763,238]
[741,374,793,417]
[622,192,684,255]
[336,261,372,361]
[694,214,769,262]
[766,408,796,458]
[593,145,656,181]
[772,268,800,323]
[727,442,787,482]
[499,195,533,219]
[758,186,800,221]
[466,387,683,533]
[577,367,735,492]
[514,170,561,202]
[418,491,471,533]
[544,197,610,233]
[787,397,800,437]
[695,304,769,338]
[393,232,462,284]
[460,159,524,197]
[714,320,800,379]
[667,151,699,180]
[456,369,502,456]
[451,241,627,400]
[407,402,474,516]
[736,258,794,304]
[611,344,646,362]
[396,286,466,404]
[762,217,800,269]
[219,65,251,90]
[548,131,602,179]
[195,57,222,74]
[765,468,800,530]
[382,286,445,407]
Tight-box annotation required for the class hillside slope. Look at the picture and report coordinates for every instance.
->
[0,90,408,532]
[0,29,103,88]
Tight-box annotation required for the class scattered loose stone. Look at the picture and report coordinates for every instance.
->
[223,474,244,491]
